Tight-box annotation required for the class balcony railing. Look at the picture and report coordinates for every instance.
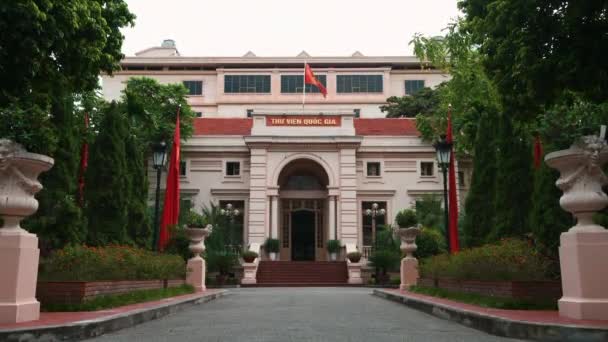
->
[361,246,374,259]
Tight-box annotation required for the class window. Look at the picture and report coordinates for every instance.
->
[219,200,245,246]
[246,109,254,117]
[337,75,383,93]
[183,81,203,95]
[421,162,434,176]
[281,75,327,93]
[458,171,466,186]
[354,108,361,118]
[224,75,271,93]
[226,161,240,176]
[194,111,202,118]
[366,162,381,177]
[405,80,425,95]
[362,201,387,246]
[179,161,187,176]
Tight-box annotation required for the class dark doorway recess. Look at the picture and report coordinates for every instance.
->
[291,211,315,261]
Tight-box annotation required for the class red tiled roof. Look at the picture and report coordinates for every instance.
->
[193,118,253,135]
[354,118,419,136]
[192,118,419,136]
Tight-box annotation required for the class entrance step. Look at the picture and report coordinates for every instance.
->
[255,261,348,286]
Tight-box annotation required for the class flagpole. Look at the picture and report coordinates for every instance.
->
[302,61,306,112]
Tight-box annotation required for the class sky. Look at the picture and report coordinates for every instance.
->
[121,0,461,57]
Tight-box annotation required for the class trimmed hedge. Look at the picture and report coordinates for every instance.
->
[39,245,186,281]
[420,238,552,281]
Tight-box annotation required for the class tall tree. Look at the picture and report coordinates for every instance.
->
[85,102,130,245]
[125,133,151,247]
[462,112,498,247]
[460,0,608,116]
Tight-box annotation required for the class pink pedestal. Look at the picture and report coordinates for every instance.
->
[559,231,608,320]
[347,262,363,284]
[186,257,206,292]
[0,230,41,324]
[400,257,419,291]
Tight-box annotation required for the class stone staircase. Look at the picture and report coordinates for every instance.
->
[253,261,349,286]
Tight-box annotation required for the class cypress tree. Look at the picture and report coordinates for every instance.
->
[462,112,497,247]
[26,92,87,252]
[125,133,152,247]
[491,114,533,241]
[85,102,130,245]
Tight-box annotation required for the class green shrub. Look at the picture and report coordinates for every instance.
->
[414,227,445,259]
[420,238,552,281]
[369,249,401,278]
[186,210,206,227]
[326,239,342,253]
[395,209,418,228]
[164,225,192,261]
[206,250,237,275]
[39,245,186,281]
[264,238,280,253]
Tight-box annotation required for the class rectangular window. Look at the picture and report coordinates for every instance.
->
[366,162,381,177]
[337,75,383,93]
[280,75,327,93]
[194,111,203,118]
[179,161,187,176]
[219,200,245,247]
[361,201,387,246]
[226,161,240,176]
[405,80,425,95]
[224,75,271,93]
[183,81,203,95]
[421,162,434,176]
[458,171,465,186]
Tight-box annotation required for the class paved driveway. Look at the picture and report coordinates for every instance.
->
[91,288,520,342]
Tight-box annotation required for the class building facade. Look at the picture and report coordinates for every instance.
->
[101,40,470,262]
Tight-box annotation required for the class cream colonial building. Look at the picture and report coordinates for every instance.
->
[102,40,470,269]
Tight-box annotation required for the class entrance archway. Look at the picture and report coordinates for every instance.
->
[277,158,329,261]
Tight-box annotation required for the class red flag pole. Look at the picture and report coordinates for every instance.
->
[446,104,460,253]
[302,61,306,111]
[158,106,181,252]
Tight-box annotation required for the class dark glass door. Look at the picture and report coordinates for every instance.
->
[291,211,315,261]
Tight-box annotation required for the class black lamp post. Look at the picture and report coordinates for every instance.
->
[221,203,240,250]
[434,135,453,252]
[152,141,167,251]
[364,203,386,249]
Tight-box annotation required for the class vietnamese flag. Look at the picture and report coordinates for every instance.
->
[446,106,460,253]
[304,63,327,97]
[158,107,181,251]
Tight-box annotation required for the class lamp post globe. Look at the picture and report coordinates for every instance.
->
[433,135,453,253]
[152,141,167,251]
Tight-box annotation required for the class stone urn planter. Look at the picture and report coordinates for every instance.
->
[185,224,212,292]
[545,130,608,320]
[0,139,54,323]
[395,225,421,290]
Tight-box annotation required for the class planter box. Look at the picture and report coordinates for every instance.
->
[421,278,562,301]
[37,279,185,305]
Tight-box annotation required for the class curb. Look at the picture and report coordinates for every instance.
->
[373,289,608,342]
[0,290,229,342]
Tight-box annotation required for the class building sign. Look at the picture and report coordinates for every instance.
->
[266,115,341,127]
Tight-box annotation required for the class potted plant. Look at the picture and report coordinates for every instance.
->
[242,250,258,263]
[395,209,417,229]
[347,251,362,263]
[326,239,342,261]
[264,238,280,261]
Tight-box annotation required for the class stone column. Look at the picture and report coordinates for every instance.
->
[396,226,421,291]
[545,131,608,320]
[0,139,53,324]
[328,195,336,240]
[270,195,279,239]
[185,225,212,292]
[247,148,268,246]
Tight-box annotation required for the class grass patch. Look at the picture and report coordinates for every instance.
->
[42,284,195,312]
[409,285,557,310]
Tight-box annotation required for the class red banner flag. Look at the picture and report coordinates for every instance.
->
[446,106,460,253]
[304,63,327,97]
[533,134,543,169]
[158,108,181,251]
[78,112,89,206]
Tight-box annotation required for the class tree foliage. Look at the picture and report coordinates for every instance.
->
[460,0,608,115]
[381,87,441,118]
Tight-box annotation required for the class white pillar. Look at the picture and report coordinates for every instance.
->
[271,196,279,239]
[328,195,336,240]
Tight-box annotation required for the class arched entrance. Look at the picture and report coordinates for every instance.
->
[277,158,329,261]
